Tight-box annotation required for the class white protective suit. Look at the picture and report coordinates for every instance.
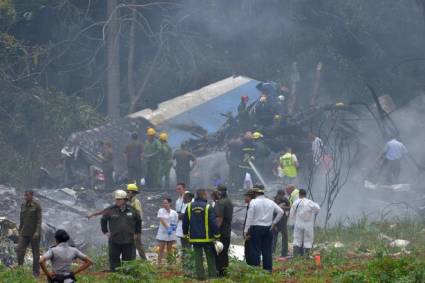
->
[288,198,320,249]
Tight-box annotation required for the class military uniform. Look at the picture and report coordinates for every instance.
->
[173,149,196,187]
[144,138,161,188]
[214,195,234,276]
[17,200,42,276]
[159,141,173,188]
[129,197,147,260]
[101,204,141,271]
[125,141,143,186]
[183,198,220,280]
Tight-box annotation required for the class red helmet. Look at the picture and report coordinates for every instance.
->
[241,95,249,103]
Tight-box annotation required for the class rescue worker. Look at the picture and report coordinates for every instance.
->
[183,189,220,280]
[251,132,271,176]
[379,137,408,184]
[280,147,299,185]
[272,189,291,257]
[288,189,320,256]
[159,132,173,188]
[101,190,141,271]
[243,190,255,265]
[144,128,161,188]
[237,95,251,133]
[126,184,147,260]
[244,185,283,271]
[239,131,257,183]
[173,143,197,187]
[124,132,144,186]
[254,95,275,127]
[286,184,300,205]
[100,142,114,191]
[276,95,286,116]
[214,185,234,276]
[17,190,42,276]
[226,137,244,190]
[40,229,93,283]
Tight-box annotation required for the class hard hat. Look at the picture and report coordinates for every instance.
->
[335,102,345,107]
[147,127,156,136]
[274,114,281,120]
[259,95,267,103]
[278,95,285,102]
[241,95,249,103]
[114,190,127,200]
[159,132,168,141]
[126,183,139,192]
[213,241,224,255]
[252,132,263,140]
[252,184,265,193]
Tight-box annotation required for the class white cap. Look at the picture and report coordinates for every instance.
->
[278,95,285,101]
[114,190,127,200]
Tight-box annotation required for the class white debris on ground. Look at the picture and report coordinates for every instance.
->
[229,244,245,261]
[364,180,411,192]
[390,239,410,249]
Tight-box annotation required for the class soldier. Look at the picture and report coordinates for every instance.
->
[17,190,42,276]
[101,190,141,271]
[173,143,197,187]
[144,128,161,188]
[159,132,173,188]
[124,132,144,186]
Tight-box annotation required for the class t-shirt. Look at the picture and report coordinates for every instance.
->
[173,150,196,172]
[125,141,143,167]
[215,196,234,238]
[42,243,87,274]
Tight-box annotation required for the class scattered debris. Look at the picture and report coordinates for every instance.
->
[390,239,410,249]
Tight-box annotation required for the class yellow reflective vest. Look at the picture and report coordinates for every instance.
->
[280,153,298,178]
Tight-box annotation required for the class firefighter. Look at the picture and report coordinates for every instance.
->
[144,128,161,188]
[159,132,173,188]
[280,147,299,185]
[126,184,147,260]
[183,189,220,280]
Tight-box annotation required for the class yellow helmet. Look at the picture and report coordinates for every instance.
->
[147,127,156,136]
[335,102,345,107]
[126,183,139,192]
[252,132,263,140]
[159,132,168,141]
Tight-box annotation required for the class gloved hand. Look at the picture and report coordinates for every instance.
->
[167,226,173,236]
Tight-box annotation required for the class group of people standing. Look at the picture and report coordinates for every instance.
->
[99,127,197,190]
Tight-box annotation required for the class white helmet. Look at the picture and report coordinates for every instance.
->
[114,190,127,200]
[214,241,224,255]
[278,95,285,102]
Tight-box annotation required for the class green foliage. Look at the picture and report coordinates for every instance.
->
[107,260,158,283]
[224,259,282,283]
[0,264,37,283]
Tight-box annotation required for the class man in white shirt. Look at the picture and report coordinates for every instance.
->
[380,137,408,184]
[288,189,320,256]
[244,185,284,271]
[175,183,193,271]
[309,132,323,166]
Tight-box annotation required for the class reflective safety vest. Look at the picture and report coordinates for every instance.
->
[186,201,220,243]
[280,153,298,178]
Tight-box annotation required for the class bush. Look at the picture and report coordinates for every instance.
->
[0,265,37,283]
[107,260,158,283]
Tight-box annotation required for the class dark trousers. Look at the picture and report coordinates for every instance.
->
[179,237,192,270]
[127,165,142,186]
[272,226,288,257]
[17,235,40,275]
[109,242,136,272]
[383,159,401,184]
[244,240,253,265]
[193,243,216,280]
[176,170,190,187]
[248,226,273,271]
[215,236,230,276]
[102,164,114,190]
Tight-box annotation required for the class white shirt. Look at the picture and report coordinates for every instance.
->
[156,208,178,241]
[312,137,323,164]
[244,195,284,233]
[384,139,407,161]
[175,195,185,237]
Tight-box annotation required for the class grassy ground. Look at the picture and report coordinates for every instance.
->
[2,217,425,282]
